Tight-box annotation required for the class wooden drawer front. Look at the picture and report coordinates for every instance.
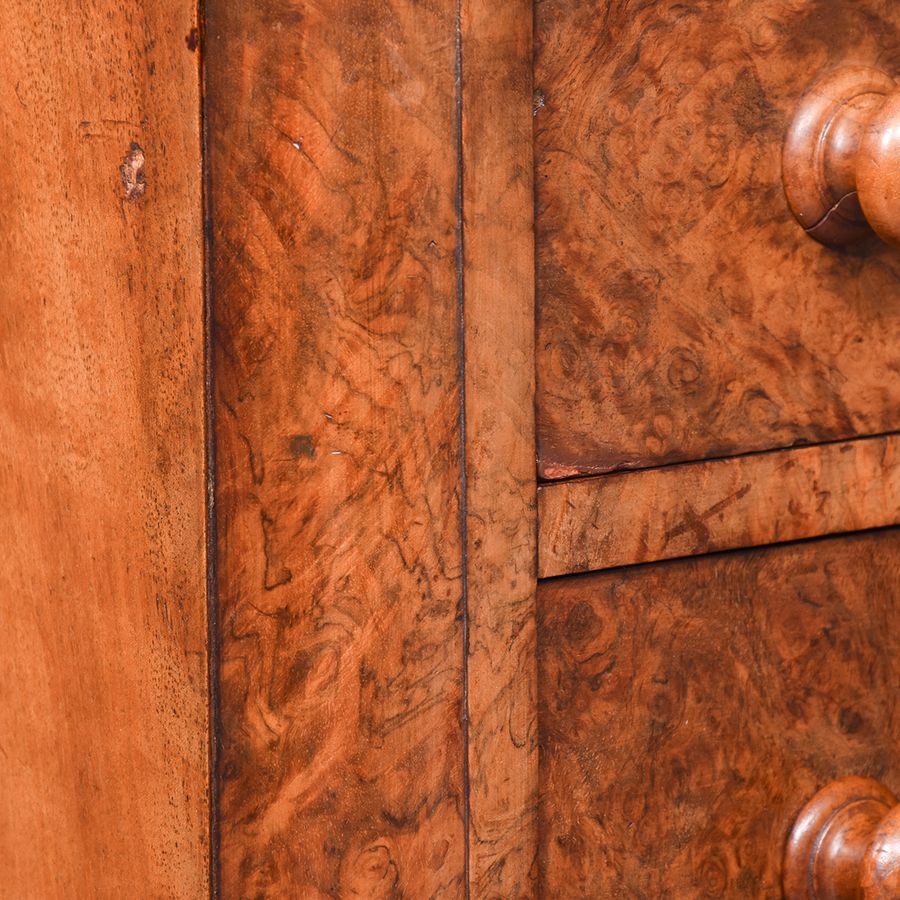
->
[534,1,900,478]
[538,530,900,897]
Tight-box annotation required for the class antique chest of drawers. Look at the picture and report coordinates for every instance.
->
[2,1,899,897]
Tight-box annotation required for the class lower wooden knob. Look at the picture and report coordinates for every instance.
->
[784,777,900,899]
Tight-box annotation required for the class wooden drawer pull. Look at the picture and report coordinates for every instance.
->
[784,66,900,247]
[784,776,900,899]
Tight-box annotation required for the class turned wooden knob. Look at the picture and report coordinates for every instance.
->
[784,776,900,899]
[784,66,900,246]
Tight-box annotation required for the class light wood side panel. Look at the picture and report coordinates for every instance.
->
[461,0,539,894]
[206,1,466,895]
[539,435,900,577]
[0,2,208,897]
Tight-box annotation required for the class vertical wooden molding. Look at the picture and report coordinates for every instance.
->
[460,1,539,895]
[206,0,467,895]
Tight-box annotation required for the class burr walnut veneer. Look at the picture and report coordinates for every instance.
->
[534,0,900,478]
[2,0,899,897]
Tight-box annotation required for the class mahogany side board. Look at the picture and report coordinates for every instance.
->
[0,0,209,895]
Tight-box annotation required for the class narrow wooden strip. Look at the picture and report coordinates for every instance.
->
[207,0,467,894]
[461,1,539,894]
[538,435,900,578]
[0,1,208,894]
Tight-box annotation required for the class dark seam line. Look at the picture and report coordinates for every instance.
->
[453,2,471,895]
[540,429,900,488]
[537,522,900,583]
[198,1,221,895]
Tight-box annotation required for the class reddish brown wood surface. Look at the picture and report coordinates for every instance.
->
[0,1,209,896]
[539,434,900,577]
[534,0,900,478]
[539,530,900,898]
[460,0,539,893]
[206,0,467,894]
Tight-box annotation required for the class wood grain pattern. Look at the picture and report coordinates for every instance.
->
[538,530,900,898]
[206,0,466,894]
[460,0,539,893]
[538,434,900,577]
[0,1,208,896]
[534,0,900,478]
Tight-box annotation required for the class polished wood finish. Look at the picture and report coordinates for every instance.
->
[534,0,900,478]
[784,776,900,900]
[538,531,900,898]
[859,91,900,250]
[538,434,900,577]
[862,805,900,899]
[0,1,209,895]
[460,0,539,893]
[784,66,900,247]
[206,0,468,894]
[5,2,900,894]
